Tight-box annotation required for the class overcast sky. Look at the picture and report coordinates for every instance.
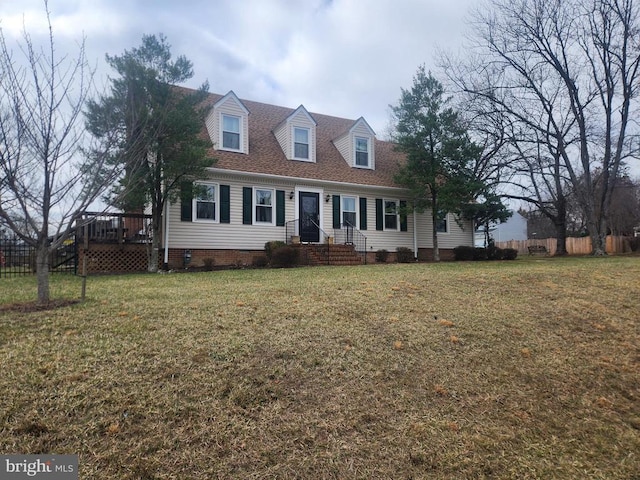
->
[0,0,475,136]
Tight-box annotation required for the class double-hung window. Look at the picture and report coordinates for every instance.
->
[255,188,274,224]
[436,211,448,233]
[342,196,357,227]
[384,200,399,230]
[194,184,217,221]
[355,137,369,167]
[293,127,310,160]
[222,114,241,150]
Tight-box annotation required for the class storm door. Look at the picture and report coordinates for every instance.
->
[299,192,320,243]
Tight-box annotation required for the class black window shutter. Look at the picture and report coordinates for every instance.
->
[359,197,367,230]
[242,187,252,225]
[332,195,341,229]
[180,181,193,221]
[375,198,383,231]
[276,190,285,226]
[400,200,408,232]
[220,185,230,223]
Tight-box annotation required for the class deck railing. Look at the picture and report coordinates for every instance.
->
[77,212,153,244]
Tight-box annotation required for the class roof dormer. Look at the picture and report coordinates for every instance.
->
[333,117,376,169]
[205,90,250,154]
[273,105,317,162]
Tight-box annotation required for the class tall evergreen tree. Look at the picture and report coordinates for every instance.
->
[392,67,487,261]
[86,34,214,271]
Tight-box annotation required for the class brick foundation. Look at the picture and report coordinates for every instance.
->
[166,247,456,269]
[167,248,264,269]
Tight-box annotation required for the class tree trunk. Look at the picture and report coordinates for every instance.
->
[147,208,162,273]
[590,229,607,256]
[432,207,440,262]
[36,241,50,305]
[554,222,568,256]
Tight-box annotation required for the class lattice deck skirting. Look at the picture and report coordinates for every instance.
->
[78,244,150,273]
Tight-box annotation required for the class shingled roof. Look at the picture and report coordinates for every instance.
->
[203,92,406,188]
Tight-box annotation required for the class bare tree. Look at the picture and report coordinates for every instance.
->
[445,0,640,255]
[0,2,119,304]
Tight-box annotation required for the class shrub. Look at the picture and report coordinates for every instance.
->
[252,255,268,268]
[473,247,488,261]
[396,247,414,263]
[453,246,475,261]
[270,246,299,268]
[375,249,389,263]
[202,257,216,271]
[630,237,640,252]
[503,248,518,260]
[265,241,286,261]
[487,245,505,261]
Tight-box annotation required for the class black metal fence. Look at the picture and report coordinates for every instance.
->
[0,235,77,278]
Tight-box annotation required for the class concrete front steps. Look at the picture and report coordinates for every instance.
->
[297,244,364,266]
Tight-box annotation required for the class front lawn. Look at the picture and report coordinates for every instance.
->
[1,257,638,479]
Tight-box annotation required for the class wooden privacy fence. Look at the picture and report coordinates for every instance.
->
[496,236,633,256]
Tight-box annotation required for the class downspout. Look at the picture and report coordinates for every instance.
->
[163,198,170,270]
[413,209,418,260]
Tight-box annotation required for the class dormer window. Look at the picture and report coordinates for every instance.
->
[222,114,241,151]
[333,117,376,169]
[273,105,317,163]
[355,137,369,167]
[206,91,249,154]
[293,127,310,160]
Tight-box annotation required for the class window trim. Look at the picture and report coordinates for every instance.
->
[220,113,243,152]
[292,126,311,161]
[341,195,358,228]
[383,198,400,231]
[354,136,370,168]
[192,182,219,223]
[253,187,276,226]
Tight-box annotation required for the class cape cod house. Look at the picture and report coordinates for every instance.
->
[162,90,474,268]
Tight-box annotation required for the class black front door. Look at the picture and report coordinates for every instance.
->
[299,192,320,243]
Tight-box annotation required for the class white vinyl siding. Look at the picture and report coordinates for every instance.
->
[415,211,474,249]
[168,176,474,253]
[169,177,291,250]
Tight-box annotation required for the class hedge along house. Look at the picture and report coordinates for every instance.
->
[163,90,474,268]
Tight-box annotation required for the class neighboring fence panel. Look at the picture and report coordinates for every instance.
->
[496,235,632,255]
[0,236,77,278]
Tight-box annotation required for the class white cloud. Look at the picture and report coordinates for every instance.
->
[0,0,475,132]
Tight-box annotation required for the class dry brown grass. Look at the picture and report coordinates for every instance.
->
[1,256,639,479]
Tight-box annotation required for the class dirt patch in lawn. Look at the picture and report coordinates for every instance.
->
[0,298,80,313]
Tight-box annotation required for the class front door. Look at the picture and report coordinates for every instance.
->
[299,192,320,243]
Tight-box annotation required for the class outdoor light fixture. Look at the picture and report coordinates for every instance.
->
[289,191,295,200]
